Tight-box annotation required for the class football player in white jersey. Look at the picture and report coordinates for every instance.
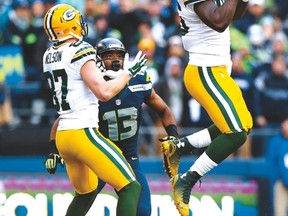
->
[42,4,147,216]
[46,37,179,216]
[159,0,253,215]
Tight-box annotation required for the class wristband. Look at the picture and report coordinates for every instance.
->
[165,124,178,138]
[49,140,59,154]
[242,0,249,2]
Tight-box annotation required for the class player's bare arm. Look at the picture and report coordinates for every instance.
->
[194,0,239,32]
[234,0,249,20]
[145,89,177,128]
[49,117,59,141]
[82,51,147,102]
[81,60,131,102]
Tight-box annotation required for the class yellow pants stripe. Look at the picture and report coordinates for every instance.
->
[200,66,243,131]
[85,128,135,180]
[184,65,253,133]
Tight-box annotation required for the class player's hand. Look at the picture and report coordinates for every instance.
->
[124,50,147,77]
[96,55,106,73]
[44,140,64,174]
[45,153,64,174]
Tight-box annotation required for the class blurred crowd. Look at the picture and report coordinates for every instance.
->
[1,0,288,158]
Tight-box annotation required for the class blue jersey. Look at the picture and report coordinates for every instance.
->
[98,71,152,158]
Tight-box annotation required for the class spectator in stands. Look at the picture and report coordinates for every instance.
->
[265,119,288,216]
[83,0,110,45]
[247,24,272,76]
[145,0,178,70]
[274,0,288,22]
[154,56,184,126]
[29,0,57,125]
[231,51,255,117]
[85,14,117,46]
[108,0,150,55]
[138,37,159,84]
[30,0,45,30]
[271,31,288,61]
[252,54,288,156]
[166,35,188,66]
[254,54,288,128]
[0,0,12,44]
[233,0,267,34]
[3,0,41,82]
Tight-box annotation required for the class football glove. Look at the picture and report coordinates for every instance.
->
[124,50,147,77]
[45,140,64,174]
[159,136,178,142]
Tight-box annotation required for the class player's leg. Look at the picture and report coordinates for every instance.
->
[85,129,141,216]
[65,188,98,216]
[56,130,99,216]
[168,65,253,215]
[60,128,141,216]
[161,123,222,178]
[185,65,253,164]
[125,158,152,216]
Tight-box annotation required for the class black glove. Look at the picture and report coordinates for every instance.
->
[45,140,64,174]
[159,136,178,142]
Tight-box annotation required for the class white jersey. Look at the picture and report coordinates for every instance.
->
[43,40,99,130]
[178,0,231,67]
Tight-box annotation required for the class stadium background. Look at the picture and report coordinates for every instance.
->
[1,0,287,213]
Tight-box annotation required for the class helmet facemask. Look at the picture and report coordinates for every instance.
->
[96,38,127,79]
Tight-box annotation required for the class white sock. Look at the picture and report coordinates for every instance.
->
[189,152,217,176]
[186,128,211,148]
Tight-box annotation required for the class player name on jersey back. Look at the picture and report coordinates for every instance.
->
[45,51,63,64]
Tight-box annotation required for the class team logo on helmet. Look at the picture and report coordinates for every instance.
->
[63,9,76,21]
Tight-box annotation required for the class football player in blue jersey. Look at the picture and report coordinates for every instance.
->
[45,37,179,216]
[95,37,179,216]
